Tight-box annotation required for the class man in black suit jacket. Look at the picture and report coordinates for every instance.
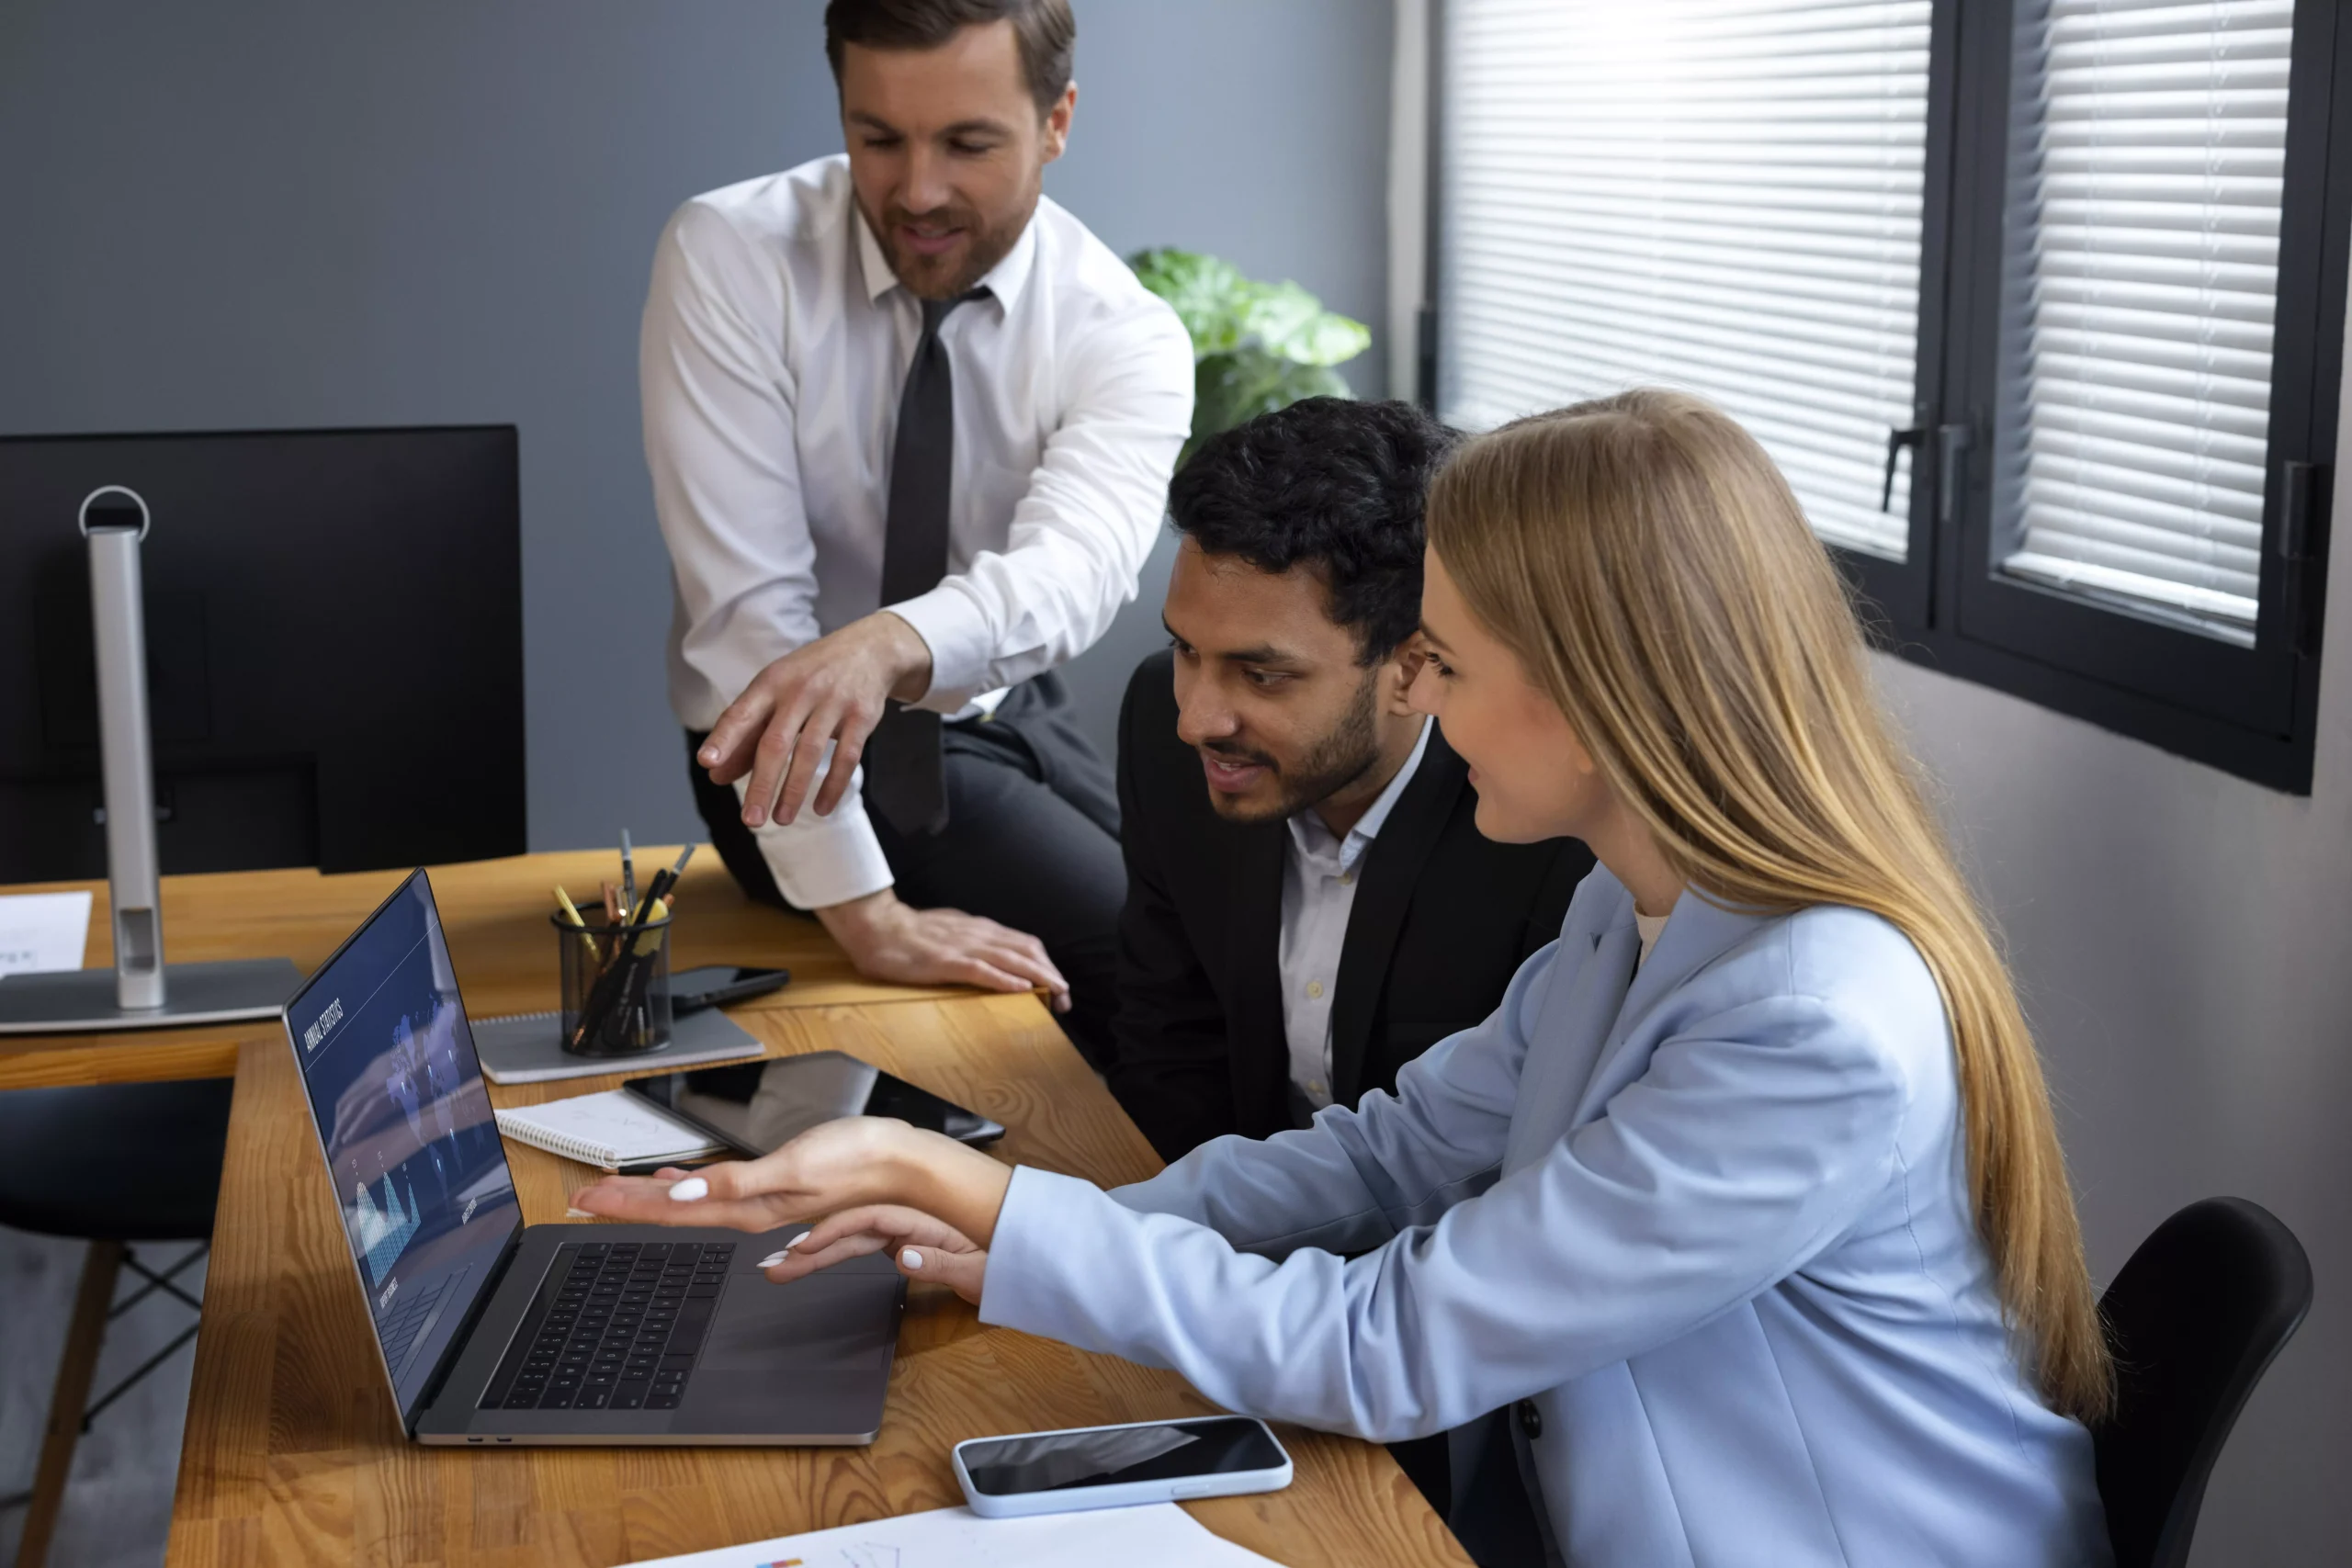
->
[1108,398,1593,1162]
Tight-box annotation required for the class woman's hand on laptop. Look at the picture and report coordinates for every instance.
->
[570,1114,1015,1254]
[759,1204,988,1304]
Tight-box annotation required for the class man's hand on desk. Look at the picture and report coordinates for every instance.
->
[698,610,934,828]
[818,888,1071,1013]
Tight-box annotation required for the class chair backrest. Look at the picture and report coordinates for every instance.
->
[2094,1196,2312,1568]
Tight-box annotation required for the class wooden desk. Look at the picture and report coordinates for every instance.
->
[165,992,1467,1567]
[0,847,978,1092]
[12,856,1465,1564]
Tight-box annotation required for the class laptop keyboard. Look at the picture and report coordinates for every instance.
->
[480,1239,736,1412]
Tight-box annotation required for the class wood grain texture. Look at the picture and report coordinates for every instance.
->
[0,847,1000,1091]
[166,997,1469,1566]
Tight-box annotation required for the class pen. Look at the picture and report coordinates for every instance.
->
[615,1156,719,1178]
[631,843,697,925]
[600,881,626,961]
[620,830,637,925]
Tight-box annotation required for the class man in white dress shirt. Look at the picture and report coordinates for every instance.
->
[642,0,1193,1065]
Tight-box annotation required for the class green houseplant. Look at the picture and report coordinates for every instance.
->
[1127,248,1373,463]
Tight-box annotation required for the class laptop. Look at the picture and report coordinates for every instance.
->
[280,868,904,1446]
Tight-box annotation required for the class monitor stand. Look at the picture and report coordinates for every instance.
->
[0,488,303,1035]
[0,959,304,1034]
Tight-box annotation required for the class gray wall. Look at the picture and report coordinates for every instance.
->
[1876,378,2352,1559]
[0,0,1393,852]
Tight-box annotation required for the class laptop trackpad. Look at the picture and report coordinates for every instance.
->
[706,1274,896,1371]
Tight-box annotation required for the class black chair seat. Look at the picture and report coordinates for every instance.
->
[2095,1196,2312,1568]
[0,1079,233,1242]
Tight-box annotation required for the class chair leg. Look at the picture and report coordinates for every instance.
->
[14,1240,122,1568]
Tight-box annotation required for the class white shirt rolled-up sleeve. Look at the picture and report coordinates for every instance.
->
[642,200,895,909]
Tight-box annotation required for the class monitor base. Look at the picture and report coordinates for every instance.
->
[0,958,304,1034]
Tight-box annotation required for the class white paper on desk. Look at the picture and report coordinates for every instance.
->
[616,1502,1285,1568]
[0,891,93,976]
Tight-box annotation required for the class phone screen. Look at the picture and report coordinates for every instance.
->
[961,1418,1283,1496]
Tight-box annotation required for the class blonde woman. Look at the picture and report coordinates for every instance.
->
[580,390,2114,1567]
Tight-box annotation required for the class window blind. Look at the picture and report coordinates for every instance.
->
[1995,0,2292,647]
[1439,0,1932,560]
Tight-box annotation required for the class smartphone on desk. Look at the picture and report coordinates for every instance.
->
[953,1416,1293,1517]
[669,964,791,1015]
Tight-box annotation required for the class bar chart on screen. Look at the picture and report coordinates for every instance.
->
[621,1503,1281,1568]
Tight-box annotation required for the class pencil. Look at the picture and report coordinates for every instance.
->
[552,886,600,960]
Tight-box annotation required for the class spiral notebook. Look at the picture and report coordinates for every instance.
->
[492,1090,730,1170]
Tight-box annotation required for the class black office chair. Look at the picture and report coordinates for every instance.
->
[0,1078,232,1568]
[2094,1196,2312,1568]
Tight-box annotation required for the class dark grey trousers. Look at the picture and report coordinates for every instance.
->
[684,673,1123,1068]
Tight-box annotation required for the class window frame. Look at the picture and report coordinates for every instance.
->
[1427,0,2351,793]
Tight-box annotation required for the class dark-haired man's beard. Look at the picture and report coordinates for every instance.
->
[864,186,1038,301]
[1201,671,1384,826]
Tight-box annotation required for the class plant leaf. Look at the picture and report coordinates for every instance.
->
[1283,310,1374,367]
[1238,280,1323,357]
[1127,247,1246,359]
[1185,347,1353,463]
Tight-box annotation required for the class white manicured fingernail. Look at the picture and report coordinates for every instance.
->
[757,1251,787,1269]
[667,1177,708,1201]
[784,1232,808,1249]
[900,1248,923,1270]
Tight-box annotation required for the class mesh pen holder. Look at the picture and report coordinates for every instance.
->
[554,901,673,1058]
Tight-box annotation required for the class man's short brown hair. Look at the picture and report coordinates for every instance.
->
[824,0,1077,117]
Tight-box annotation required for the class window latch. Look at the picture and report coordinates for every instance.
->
[1881,425,1925,512]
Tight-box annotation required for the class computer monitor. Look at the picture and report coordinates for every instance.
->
[0,425,525,881]
[286,869,520,1421]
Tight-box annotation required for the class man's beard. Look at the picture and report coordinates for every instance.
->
[1204,671,1385,825]
[863,185,1038,301]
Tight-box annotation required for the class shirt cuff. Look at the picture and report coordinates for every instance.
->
[733,763,895,910]
[978,1165,1102,1339]
[888,582,995,713]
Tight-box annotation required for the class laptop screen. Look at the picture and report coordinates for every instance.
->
[284,869,520,1424]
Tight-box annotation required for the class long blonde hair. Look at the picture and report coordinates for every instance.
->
[1428,389,2110,1421]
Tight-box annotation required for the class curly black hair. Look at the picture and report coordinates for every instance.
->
[1167,397,1457,664]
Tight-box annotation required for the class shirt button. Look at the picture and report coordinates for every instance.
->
[1517,1399,1543,1440]
[1308,1080,1326,1097]
[1339,872,1353,886]
[1306,980,1324,999]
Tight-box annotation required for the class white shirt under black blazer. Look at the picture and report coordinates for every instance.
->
[641,154,1193,908]
[980,866,2112,1566]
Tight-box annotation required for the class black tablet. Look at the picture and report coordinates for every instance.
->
[621,1050,1004,1156]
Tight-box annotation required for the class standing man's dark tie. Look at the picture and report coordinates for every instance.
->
[866,289,985,837]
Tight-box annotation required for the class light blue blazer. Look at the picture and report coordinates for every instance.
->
[979,868,2110,1566]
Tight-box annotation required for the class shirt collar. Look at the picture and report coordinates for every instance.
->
[1286,717,1432,873]
[853,198,1040,314]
